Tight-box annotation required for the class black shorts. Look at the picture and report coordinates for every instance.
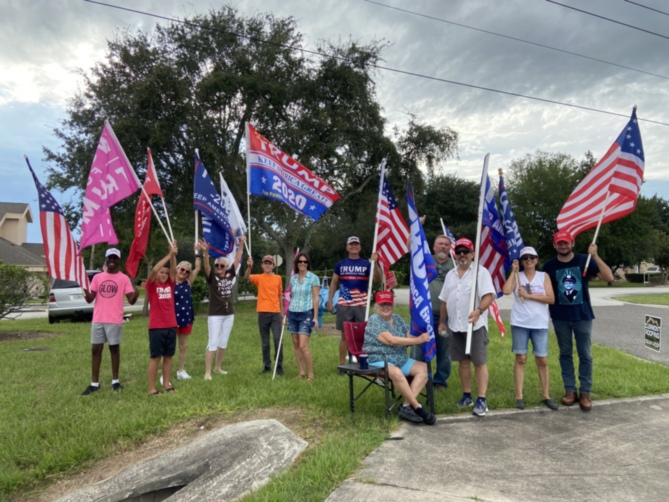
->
[149,328,177,359]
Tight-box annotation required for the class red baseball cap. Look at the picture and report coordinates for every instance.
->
[454,238,474,251]
[375,291,394,305]
[553,231,573,244]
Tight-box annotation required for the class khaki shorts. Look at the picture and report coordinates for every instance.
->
[336,306,366,331]
[91,323,123,345]
[449,327,488,365]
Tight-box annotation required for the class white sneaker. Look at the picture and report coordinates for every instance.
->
[159,375,163,386]
[177,370,192,380]
[214,368,228,375]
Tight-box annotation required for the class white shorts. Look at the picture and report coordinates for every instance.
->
[207,315,234,351]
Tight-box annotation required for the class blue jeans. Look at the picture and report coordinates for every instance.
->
[552,319,593,393]
[410,314,451,386]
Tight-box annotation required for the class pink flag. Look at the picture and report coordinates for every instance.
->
[79,120,141,250]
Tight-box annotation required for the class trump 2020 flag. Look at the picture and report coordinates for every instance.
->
[25,156,89,290]
[498,171,524,261]
[79,120,141,251]
[480,175,509,297]
[194,154,235,258]
[246,123,340,221]
[407,187,436,363]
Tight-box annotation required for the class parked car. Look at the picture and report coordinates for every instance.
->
[48,270,101,324]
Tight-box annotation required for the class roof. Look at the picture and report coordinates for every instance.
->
[21,243,46,258]
[0,237,45,267]
[0,202,33,223]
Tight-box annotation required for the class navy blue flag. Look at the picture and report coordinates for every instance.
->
[407,188,436,363]
[498,173,524,261]
[481,175,509,297]
[194,154,235,257]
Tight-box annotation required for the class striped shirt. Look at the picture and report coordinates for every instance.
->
[289,272,320,312]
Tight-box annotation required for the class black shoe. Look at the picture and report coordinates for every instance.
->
[112,382,123,391]
[260,368,271,375]
[412,405,437,425]
[397,405,423,423]
[515,399,525,410]
[544,398,559,411]
[81,385,100,396]
[433,383,447,391]
[276,367,284,375]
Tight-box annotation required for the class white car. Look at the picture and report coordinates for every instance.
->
[47,271,101,324]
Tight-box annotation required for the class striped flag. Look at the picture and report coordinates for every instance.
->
[557,108,645,238]
[375,164,409,270]
[480,175,509,297]
[25,157,89,290]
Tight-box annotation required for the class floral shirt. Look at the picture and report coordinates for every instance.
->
[362,313,410,367]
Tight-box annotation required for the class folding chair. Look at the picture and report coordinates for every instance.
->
[337,321,434,419]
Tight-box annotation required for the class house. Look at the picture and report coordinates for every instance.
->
[0,202,47,274]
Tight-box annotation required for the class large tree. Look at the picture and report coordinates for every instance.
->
[44,7,458,280]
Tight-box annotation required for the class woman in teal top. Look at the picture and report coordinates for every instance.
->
[287,253,320,381]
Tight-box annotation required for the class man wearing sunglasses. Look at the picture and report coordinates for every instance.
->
[438,238,495,417]
[543,230,613,412]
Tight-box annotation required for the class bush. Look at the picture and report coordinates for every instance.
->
[0,263,46,319]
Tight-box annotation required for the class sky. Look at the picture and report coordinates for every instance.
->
[2,0,669,243]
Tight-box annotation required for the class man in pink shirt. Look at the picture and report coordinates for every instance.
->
[82,248,139,395]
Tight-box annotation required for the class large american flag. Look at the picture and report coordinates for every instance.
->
[480,175,508,297]
[375,165,409,270]
[557,108,645,238]
[25,157,89,289]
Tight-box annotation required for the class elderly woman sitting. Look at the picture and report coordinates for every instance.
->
[363,291,436,425]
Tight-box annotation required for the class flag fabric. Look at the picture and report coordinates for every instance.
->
[375,165,410,270]
[557,108,645,238]
[125,149,163,278]
[498,172,524,261]
[488,300,506,336]
[79,120,141,250]
[480,175,509,297]
[246,123,340,221]
[406,188,437,362]
[219,172,248,261]
[25,157,89,290]
[194,154,235,258]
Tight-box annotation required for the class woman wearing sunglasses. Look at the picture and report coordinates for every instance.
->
[287,253,320,381]
[201,235,246,380]
[502,246,557,410]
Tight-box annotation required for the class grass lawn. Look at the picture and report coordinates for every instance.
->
[3,303,669,501]
[614,294,669,306]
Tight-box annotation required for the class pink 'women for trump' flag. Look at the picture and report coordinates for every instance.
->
[79,120,141,251]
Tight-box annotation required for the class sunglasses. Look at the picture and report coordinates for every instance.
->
[520,255,538,261]
[262,260,273,265]
[297,260,309,264]
[378,303,393,308]
[214,264,227,269]
[454,249,471,255]
[178,267,191,273]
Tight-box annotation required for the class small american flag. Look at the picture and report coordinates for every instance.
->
[557,108,644,238]
[25,157,89,289]
[375,164,409,270]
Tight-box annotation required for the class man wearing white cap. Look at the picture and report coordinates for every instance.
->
[81,248,139,396]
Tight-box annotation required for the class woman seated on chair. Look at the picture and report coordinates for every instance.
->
[363,291,436,425]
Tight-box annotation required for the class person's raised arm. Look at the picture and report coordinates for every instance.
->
[233,235,246,271]
[200,238,211,279]
[189,242,202,286]
[589,243,614,282]
[244,256,254,280]
[149,244,176,282]
[502,260,519,295]
[168,241,178,282]
[370,252,383,282]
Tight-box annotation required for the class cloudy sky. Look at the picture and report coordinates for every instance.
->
[2,0,668,242]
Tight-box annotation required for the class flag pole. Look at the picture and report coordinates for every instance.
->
[245,124,253,256]
[272,315,287,381]
[365,159,386,321]
[467,154,489,355]
[439,218,458,269]
[582,191,610,276]
[194,148,200,249]
[140,185,172,245]
[147,149,175,243]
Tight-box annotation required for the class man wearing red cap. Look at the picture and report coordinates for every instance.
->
[438,238,495,417]
[542,230,613,411]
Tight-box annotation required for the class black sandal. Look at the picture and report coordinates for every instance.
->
[148,391,162,396]
[165,387,176,393]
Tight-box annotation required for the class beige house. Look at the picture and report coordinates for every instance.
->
[0,202,47,274]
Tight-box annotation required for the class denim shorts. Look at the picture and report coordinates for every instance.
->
[511,326,549,357]
[369,358,417,376]
[288,309,314,335]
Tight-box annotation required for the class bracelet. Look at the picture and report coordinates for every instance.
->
[478,307,485,314]
[194,253,200,257]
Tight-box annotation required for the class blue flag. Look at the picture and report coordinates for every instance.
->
[498,174,524,261]
[194,155,235,257]
[481,175,509,297]
[406,188,436,363]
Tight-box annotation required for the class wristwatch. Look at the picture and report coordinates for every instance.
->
[477,307,485,314]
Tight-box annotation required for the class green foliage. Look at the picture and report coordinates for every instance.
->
[0,264,45,320]
[191,275,208,311]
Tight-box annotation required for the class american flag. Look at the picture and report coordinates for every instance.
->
[375,164,409,270]
[557,108,644,238]
[480,175,508,297]
[25,157,89,289]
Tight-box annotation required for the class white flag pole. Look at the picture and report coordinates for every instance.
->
[272,315,287,381]
[161,196,175,243]
[439,218,458,269]
[140,185,171,246]
[194,210,199,246]
[147,148,175,243]
[467,154,489,355]
[245,124,253,256]
[365,159,386,321]
[582,191,610,276]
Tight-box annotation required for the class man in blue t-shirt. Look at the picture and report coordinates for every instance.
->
[542,230,613,412]
[327,236,382,369]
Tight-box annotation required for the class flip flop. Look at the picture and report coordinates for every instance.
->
[148,391,162,396]
[164,387,176,393]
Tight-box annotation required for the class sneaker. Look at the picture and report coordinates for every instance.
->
[213,369,228,375]
[177,370,192,380]
[544,398,559,411]
[260,368,271,375]
[276,367,284,375]
[457,395,474,408]
[473,397,488,417]
[204,374,212,381]
[397,405,423,423]
[81,385,100,396]
[412,405,437,425]
[112,382,123,391]
[515,399,525,410]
